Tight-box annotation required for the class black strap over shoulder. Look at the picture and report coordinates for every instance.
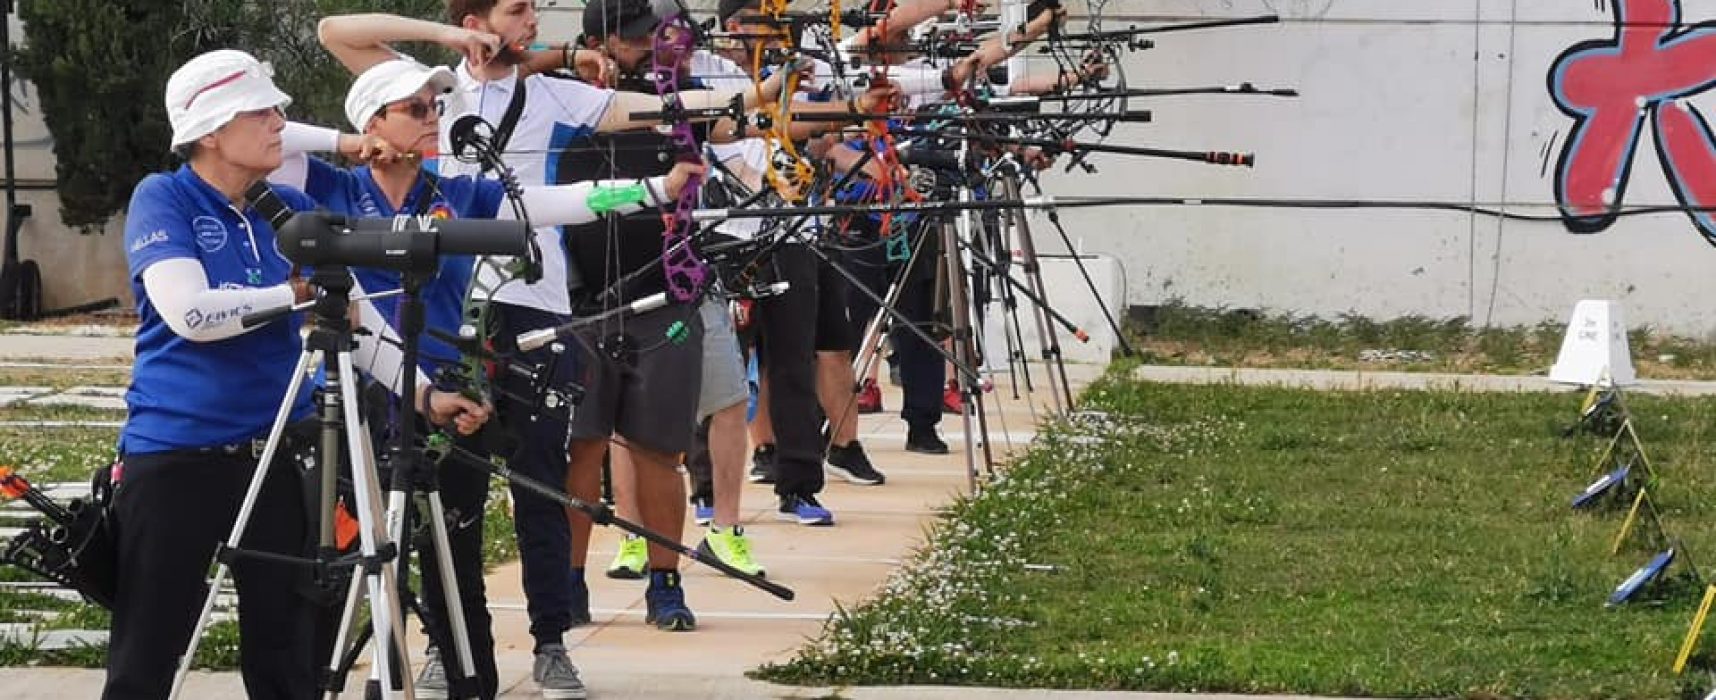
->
[484,76,530,175]
[410,171,442,217]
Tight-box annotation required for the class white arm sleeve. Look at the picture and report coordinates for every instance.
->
[888,63,948,99]
[270,122,344,191]
[348,276,433,400]
[283,122,341,155]
[518,177,672,226]
[141,258,296,343]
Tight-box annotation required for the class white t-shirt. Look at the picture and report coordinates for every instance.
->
[438,63,615,315]
[691,51,771,240]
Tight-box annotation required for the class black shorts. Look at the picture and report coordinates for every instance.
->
[567,304,703,454]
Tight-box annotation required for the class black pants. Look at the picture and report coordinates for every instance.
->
[414,431,498,699]
[103,447,323,700]
[753,244,851,498]
[845,221,946,431]
[492,302,581,646]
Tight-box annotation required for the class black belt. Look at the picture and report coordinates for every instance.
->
[194,437,272,460]
[194,423,314,460]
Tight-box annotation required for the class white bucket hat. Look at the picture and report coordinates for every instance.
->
[165,50,292,148]
[344,58,457,132]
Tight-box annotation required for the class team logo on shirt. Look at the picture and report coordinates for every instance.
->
[427,203,453,220]
[192,216,228,253]
[129,229,170,253]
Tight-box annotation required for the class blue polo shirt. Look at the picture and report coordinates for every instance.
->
[121,165,318,454]
[300,158,506,374]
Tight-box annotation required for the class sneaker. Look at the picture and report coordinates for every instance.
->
[825,440,886,485]
[777,493,835,526]
[532,643,588,700]
[906,426,951,455]
[606,535,647,579]
[748,444,777,484]
[698,526,765,577]
[857,378,883,414]
[416,646,448,699]
[645,570,698,631]
[691,495,714,527]
[943,380,964,415]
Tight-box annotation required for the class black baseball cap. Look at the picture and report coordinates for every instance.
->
[583,0,659,39]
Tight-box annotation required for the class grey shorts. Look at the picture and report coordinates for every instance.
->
[568,305,703,455]
[697,298,749,421]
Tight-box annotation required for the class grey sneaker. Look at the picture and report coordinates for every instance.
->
[532,643,588,699]
[416,646,448,700]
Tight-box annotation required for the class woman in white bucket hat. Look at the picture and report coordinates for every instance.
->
[108,49,488,700]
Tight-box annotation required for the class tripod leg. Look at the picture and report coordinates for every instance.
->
[423,491,481,698]
[850,276,904,389]
[996,204,1036,401]
[955,219,999,476]
[337,352,412,698]
[940,219,986,490]
[1002,175,1076,414]
[322,569,369,699]
[171,348,320,700]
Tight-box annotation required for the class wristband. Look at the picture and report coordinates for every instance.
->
[419,384,434,418]
[588,183,650,214]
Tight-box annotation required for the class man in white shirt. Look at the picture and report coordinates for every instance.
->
[317,4,790,697]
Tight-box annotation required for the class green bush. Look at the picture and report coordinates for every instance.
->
[13,0,442,230]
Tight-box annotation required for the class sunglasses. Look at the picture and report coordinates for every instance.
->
[383,98,439,121]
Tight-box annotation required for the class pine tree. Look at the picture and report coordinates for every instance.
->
[13,0,443,229]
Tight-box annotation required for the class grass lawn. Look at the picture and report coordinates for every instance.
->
[1133,302,1716,380]
[758,371,1716,698]
[0,398,517,668]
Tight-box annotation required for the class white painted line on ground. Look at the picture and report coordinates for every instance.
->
[25,395,127,410]
[0,626,109,650]
[858,430,1038,442]
[487,603,831,621]
[587,549,903,566]
[0,387,52,408]
[61,386,125,397]
[0,362,131,371]
[0,421,123,428]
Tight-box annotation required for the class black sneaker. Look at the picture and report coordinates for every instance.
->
[748,444,777,484]
[905,427,950,455]
[825,440,886,485]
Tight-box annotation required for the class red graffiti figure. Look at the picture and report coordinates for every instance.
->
[1550,0,1716,241]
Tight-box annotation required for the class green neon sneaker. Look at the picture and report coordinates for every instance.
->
[606,534,647,579]
[697,526,765,578]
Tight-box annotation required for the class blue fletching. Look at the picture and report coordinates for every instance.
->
[1607,548,1676,607]
[1572,463,1631,509]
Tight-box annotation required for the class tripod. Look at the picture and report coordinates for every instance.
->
[172,265,413,700]
[993,169,1075,414]
[368,269,483,699]
[944,155,998,485]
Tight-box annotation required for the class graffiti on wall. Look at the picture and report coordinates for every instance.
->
[1549,0,1716,243]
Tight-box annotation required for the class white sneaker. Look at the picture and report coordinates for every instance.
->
[416,646,448,700]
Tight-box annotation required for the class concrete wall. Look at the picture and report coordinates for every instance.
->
[1034,0,1716,336]
[18,1,1716,334]
[3,10,132,314]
